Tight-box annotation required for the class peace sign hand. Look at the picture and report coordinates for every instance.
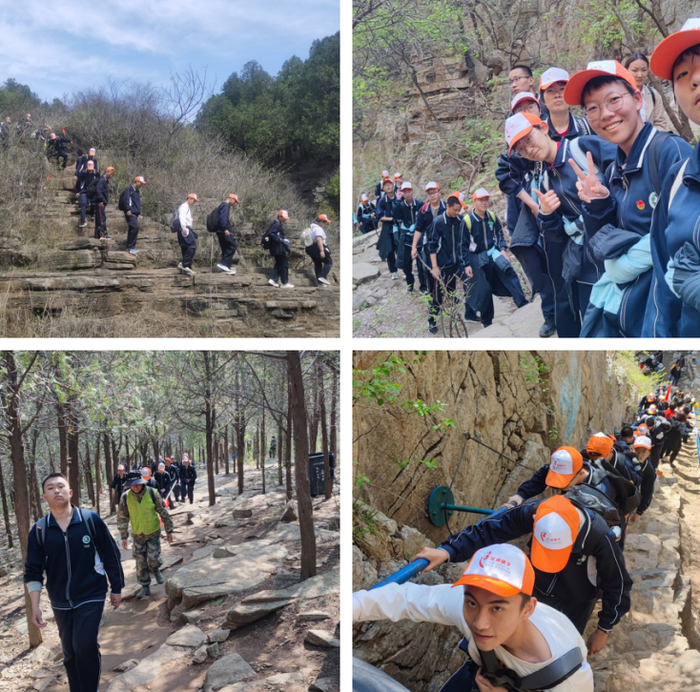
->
[533,189,562,215]
[569,151,609,204]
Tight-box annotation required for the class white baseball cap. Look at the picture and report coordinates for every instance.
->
[540,67,570,91]
[504,112,546,153]
[452,543,535,597]
[510,91,539,113]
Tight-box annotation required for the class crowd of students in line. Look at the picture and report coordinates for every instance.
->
[357,19,700,337]
[354,379,698,691]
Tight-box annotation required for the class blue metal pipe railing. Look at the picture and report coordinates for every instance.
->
[370,559,430,590]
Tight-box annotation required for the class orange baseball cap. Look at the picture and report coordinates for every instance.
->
[564,60,637,106]
[647,404,658,414]
[634,424,650,437]
[316,214,331,222]
[86,160,95,169]
[393,172,403,179]
[134,176,147,185]
[504,112,546,154]
[530,496,580,573]
[187,193,201,203]
[650,19,700,80]
[228,193,240,204]
[633,435,652,450]
[105,166,115,174]
[447,191,467,208]
[510,91,539,113]
[586,432,615,458]
[452,544,535,597]
[545,446,584,488]
[647,392,656,401]
[381,170,390,178]
[425,181,440,191]
[141,467,152,480]
[472,188,489,200]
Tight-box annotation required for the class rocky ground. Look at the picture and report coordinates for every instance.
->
[353,435,700,692]
[0,169,339,337]
[352,230,549,339]
[0,466,339,692]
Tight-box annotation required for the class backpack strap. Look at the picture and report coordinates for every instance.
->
[645,130,673,195]
[35,514,50,548]
[478,645,583,691]
[668,159,690,212]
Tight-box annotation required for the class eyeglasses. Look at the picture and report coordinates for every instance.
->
[509,75,531,85]
[514,101,540,115]
[583,92,632,121]
[514,130,537,154]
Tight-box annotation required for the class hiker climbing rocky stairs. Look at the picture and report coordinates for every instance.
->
[0,166,339,336]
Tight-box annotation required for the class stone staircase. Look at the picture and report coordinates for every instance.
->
[0,167,339,336]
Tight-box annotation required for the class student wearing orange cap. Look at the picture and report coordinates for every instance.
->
[119,176,147,255]
[354,543,594,691]
[46,131,71,169]
[175,193,201,276]
[539,68,593,140]
[94,167,115,240]
[415,495,632,652]
[266,209,294,288]
[621,435,657,522]
[644,19,700,336]
[638,390,659,416]
[374,170,392,200]
[411,182,444,296]
[211,193,241,275]
[563,60,692,337]
[631,413,671,469]
[465,188,528,327]
[393,182,423,292]
[376,177,399,280]
[306,214,333,285]
[75,159,98,228]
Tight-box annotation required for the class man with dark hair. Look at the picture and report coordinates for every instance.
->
[117,470,173,599]
[75,160,98,229]
[179,456,197,504]
[24,473,124,692]
[266,209,293,288]
[214,193,241,274]
[95,166,115,240]
[509,64,535,96]
[426,193,474,334]
[110,464,127,507]
[120,176,147,255]
[46,132,71,169]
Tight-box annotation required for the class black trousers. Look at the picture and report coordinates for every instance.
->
[272,253,289,285]
[305,243,333,280]
[509,244,556,322]
[125,214,140,250]
[53,600,105,692]
[94,205,107,239]
[177,228,197,268]
[217,232,237,268]
[180,481,195,503]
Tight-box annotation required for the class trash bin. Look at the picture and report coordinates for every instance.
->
[309,451,335,497]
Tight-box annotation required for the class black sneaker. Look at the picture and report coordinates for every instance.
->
[539,320,556,338]
[428,324,438,335]
[154,570,165,584]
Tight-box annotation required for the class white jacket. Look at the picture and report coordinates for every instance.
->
[353,582,593,692]
[178,202,193,234]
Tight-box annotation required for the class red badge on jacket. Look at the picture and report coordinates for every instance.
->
[636,200,645,210]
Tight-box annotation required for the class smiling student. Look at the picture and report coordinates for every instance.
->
[563,60,692,337]
[354,543,593,692]
[644,18,700,336]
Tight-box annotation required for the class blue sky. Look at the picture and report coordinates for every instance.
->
[0,0,339,103]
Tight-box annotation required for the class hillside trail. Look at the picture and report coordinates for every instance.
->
[352,230,548,338]
[0,165,339,337]
[0,466,340,692]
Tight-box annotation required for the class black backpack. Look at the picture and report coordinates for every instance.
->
[261,232,272,250]
[118,187,130,212]
[206,206,221,233]
[86,176,99,200]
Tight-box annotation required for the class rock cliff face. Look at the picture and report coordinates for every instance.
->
[353,351,700,692]
[354,350,636,543]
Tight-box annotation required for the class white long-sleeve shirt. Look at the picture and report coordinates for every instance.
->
[353,582,593,692]
[178,202,193,234]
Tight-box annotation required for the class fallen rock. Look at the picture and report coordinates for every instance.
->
[353,262,380,286]
[213,546,236,558]
[165,624,207,648]
[218,672,306,691]
[297,610,331,623]
[208,628,231,643]
[32,677,55,692]
[193,645,208,664]
[207,642,221,659]
[280,501,297,523]
[223,599,291,629]
[106,644,192,692]
[309,677,333,692]
[232,508,253,519]
[112,660,139,673]
[304,629,339,648]
[204,653,257,691]
[241,568,339,605]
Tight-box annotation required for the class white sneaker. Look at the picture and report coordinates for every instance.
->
[280,283,295,289]
[318,277,330,285]
[229,267,236,274]
[183,266,195,276]
[216,263,232,273]
[268,278,279,287]
[391,272,398,280]
[177,262,184,272]
[78,222,87,228]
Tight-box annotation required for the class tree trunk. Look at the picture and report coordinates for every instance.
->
[94,436,102,517]
[277,419,284,487]
[67,404,80,506]
[105,433,115,514]
[285,379,293,502]
[2,351,43,647]
[84,438,95,507]
[224,426,230,475]
[57,402,68,476]
[0,458,14,548]
[28,428,42,522]
[318,365,332,500]
[330,366,338,459]
[287,351,316,580]
[203,351,217,507]
[261,411,266,495]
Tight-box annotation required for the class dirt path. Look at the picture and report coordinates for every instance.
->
[0,468,339,692]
